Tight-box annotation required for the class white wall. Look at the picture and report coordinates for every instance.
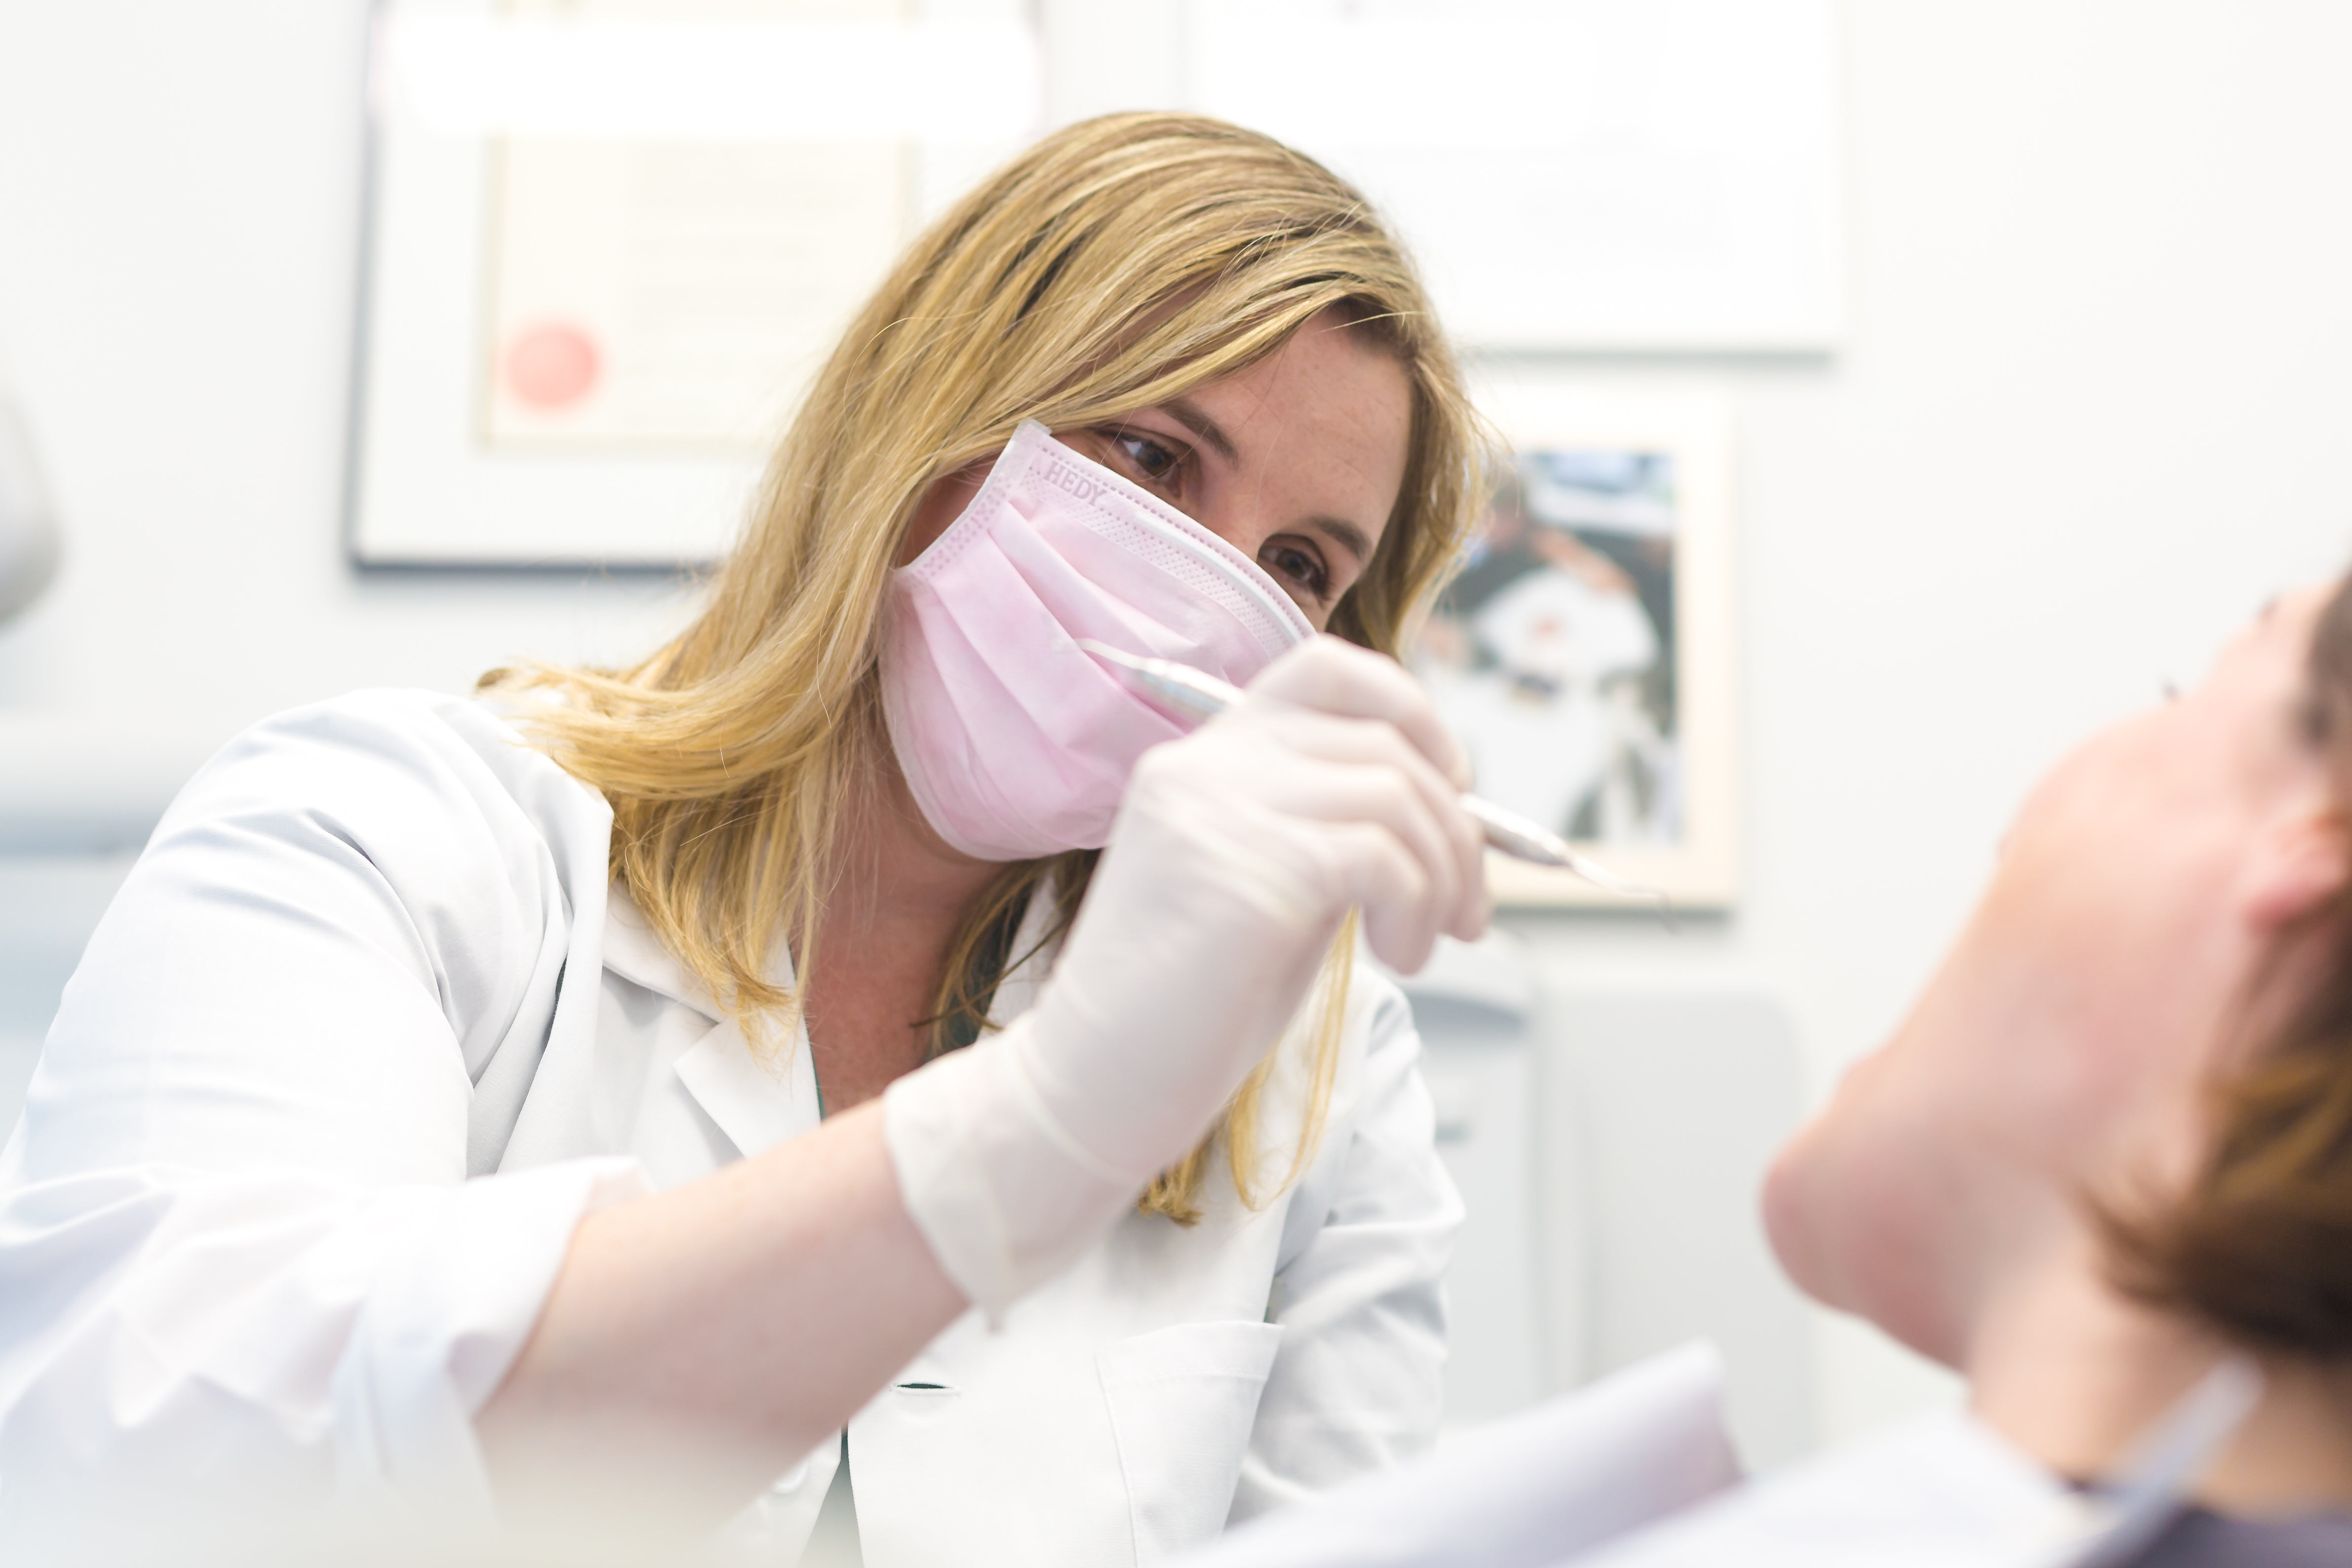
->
[7,0,2352,1451]
[0,2,701,722]
[1527,0,2352,1437]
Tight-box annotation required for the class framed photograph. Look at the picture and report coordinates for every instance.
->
[1418,383,1737,908]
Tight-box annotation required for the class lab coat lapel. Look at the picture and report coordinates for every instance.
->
[596,887,710,1012]
[659,871,1062,1162]
[673,1015,819,1159]
[602,883,820,1161]
[596,868,1060,1170]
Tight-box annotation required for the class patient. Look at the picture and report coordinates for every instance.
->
[1593,578,2352,1563]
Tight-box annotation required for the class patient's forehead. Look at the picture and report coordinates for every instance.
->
[2180,583,2337,766]
[2241,583,2331,669]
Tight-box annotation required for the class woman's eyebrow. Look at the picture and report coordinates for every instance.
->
[1158,396,1372,563]
[1164,397,1241,465]
[1306,515,1373,565]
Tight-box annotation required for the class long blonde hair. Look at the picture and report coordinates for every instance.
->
[491,113,1489,1219]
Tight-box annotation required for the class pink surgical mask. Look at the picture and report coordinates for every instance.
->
[881,420,1315,862]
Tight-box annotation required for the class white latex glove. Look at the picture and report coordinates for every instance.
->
[886,636,1488,1316]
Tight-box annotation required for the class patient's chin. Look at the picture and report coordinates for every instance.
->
[1760,1129,1845,1312]
[1760,1046,1898,1308]
[1762,1106,1969,1365]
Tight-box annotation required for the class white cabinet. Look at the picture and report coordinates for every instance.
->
[1395,933,1817,1468]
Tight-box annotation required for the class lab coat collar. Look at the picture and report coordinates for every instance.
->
[601,882,725,1021]
[668,869,1065,1158]
[604,870,1068,1162]
[607,868,1070,1024]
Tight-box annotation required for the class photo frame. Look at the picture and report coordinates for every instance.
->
[1423,381,1738,909]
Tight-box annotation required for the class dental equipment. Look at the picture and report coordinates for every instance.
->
[1077,641,1674,916]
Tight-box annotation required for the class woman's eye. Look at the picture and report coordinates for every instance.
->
[1114,433,1182,483]
[1262,540,1332,600]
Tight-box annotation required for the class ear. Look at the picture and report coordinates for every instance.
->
[2242,803,2352,931]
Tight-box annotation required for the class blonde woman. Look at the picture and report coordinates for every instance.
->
[0,115,1490,1560]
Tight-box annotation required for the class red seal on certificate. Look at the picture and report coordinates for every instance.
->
[504,322,601,410]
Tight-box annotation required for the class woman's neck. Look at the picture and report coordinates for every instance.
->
[828,765,1004,943]
[1967,1226,2352,1517]
[795,758,1004,1111]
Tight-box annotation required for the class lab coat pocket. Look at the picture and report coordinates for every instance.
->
[1098,1319,1284,1564]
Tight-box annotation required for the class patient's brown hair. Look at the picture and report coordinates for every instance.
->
[2106,573,2352,1355]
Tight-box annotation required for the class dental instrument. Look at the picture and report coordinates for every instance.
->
[1077,641,1674,916]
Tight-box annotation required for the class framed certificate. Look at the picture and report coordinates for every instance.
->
[348,0,1039,565]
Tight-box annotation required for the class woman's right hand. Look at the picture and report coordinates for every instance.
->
[885,636,1486,1314]
[1126,632,1492,972]
[1031,634,1489,1168]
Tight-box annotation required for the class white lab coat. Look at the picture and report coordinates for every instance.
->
[0,690,1459,1564]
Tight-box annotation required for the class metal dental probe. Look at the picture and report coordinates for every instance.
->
[1076,640,1676,920]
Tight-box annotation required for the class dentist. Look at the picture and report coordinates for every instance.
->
[0,114,1490,1563]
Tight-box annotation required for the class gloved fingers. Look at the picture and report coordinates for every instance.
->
[1249,707,1463,801]
[1445,796,1490,943]
[1243,710,1488,939]
[1248,636,1473,789]
[1309,819,1443,973]
[1454,865,1494,944]
[1239,712,1465,846]
[1330,796,1482,953]
[1252,753,1465,936]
